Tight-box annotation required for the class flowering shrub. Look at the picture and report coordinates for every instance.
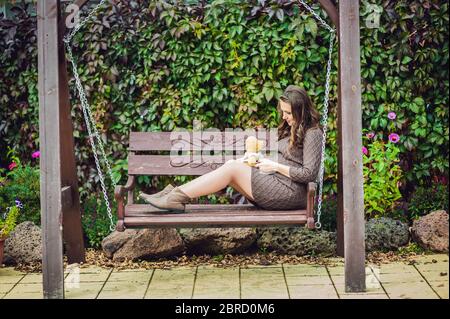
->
[362,130,403,218]
[0,148,41,225]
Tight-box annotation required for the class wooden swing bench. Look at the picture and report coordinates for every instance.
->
[115,131,317,232]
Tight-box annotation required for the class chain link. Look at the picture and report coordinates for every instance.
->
[297,0,336,229]
[64,0,116,232]
[315,32,335,229]
[298,0,335,33]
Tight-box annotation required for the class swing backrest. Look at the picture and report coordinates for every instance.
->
[127,131,278,176]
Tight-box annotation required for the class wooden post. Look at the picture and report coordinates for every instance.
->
[37,0,64,299]
[337,0,366,292]
[58,4,86,264]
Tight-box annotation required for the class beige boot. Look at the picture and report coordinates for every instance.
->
[139,184,174,202]
[144,186,192,213]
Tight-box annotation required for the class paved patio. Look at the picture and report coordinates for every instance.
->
[1,254,448,299]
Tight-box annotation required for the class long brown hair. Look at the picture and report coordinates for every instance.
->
[277,85,322,153]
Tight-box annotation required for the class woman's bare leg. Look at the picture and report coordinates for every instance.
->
[178,160,255,201]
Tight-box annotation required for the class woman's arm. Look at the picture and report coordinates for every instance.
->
[276,128,323,183]
[255,128,323,180]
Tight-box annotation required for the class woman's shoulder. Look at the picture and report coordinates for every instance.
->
[306,126,323,135]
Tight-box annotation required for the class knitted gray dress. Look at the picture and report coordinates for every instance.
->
[247,127,323,210]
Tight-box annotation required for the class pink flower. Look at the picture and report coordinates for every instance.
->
[362,146,368,155]
[366,132,375,139]
[32,151,40,159]
[388,112,397,120]
[388,133,400,143]
[8,162,17,170]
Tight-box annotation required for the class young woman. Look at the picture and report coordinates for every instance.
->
[140,85,324,212]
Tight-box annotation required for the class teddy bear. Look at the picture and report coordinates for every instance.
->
[241,136,265,167]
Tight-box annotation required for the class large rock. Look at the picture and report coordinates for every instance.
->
[256,227,336,256]
[365,217,410,252]
[178,228,256,255]
[3,221,42,264]
[101,229,139,259]
[411,210,449,252]
[102,228,185,261]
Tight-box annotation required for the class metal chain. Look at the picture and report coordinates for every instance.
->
[298,0,335,33]
[64,0,108,44]
[63,0,116,232]
[314,32,335,229]
[297,0,336,229]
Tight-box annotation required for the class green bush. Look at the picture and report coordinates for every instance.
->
[363,135,403,219]
[408,182,449,220]
[0,164,41,225]
[317,194,337,232]
[0,206,20,239]
[81,195,117,249]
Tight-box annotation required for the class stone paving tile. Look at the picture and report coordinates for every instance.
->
[413,254,448,263]
[429,281,448,299]
[64,265,110,274]
[195,266,239,288]
[288,284,338,299]
[65,282,104,299]
[4,283,43,299]
[283,264,328,277]
[285,275,333,286]
[0,282,16,294]
[108,270,152,282]
[382,281,439,299]
[145,267,196,299]
[193,266,240,299]
[193,286,240,299]
[20,273,43,284]
[339,293,388,299]
[0,268,26,284]
[374,263,419,274]
[241,267,289,299]
[375,271,425,284]
[419,270,449,282]
[98,280,149,299]
[414,262,449,274]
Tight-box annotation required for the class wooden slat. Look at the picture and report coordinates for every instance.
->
[128,154,239,175]
[129,131,279,151]
[126,204,307,216]
[123,211,307,228]
[38,0,64,299]
[338,0,366,293]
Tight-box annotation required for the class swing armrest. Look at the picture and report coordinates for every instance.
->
[306,182,317,229]
[115,176,136,232]
[114,176,136,199]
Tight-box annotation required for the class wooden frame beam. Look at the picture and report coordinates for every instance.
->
[318,0,339,30]
[38,0,65,299]
[337,0,366,292]
[39,0,86,299]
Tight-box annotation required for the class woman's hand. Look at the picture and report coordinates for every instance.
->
[255,158,280,173]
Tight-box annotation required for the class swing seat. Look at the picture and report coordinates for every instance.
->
[115,131,317,231]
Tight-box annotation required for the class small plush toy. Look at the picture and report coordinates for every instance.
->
[242,136,264,166]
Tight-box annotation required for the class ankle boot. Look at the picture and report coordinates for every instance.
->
[139,184,174,202]
[144,186,192,213]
